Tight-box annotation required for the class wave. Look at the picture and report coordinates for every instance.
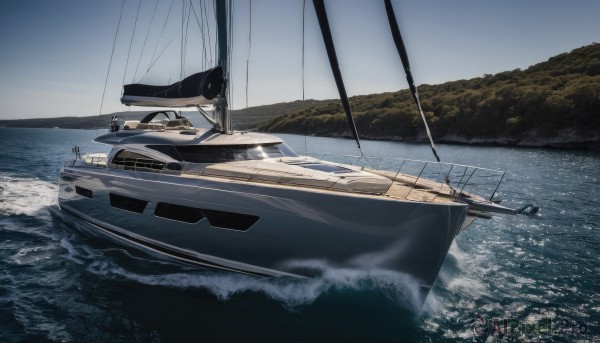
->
[0,174,58,217]
[83,258,424,311]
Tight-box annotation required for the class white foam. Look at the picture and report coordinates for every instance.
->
[59,237,87,265]
[85,258,423,311]
[0,174,58,216]
[10,245,54,265]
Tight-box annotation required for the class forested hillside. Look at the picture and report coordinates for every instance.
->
[2,44,598,149]
[261,43,600,149]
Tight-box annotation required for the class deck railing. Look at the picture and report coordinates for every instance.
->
[307,153,507,202]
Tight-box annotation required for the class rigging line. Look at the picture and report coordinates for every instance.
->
[198,0,207,69]
[190,1,208,70]
[212,0,217,67]
[122,0,142,88]
[148,0,176,73]
[99,0,126,137]
[145,31,179,73]
[205,0,214,65]
[181,0,192,80]
[183,0,192,74]
[227,0,234,124]
[384,0,440,163]
[201,0,213,66]
[183,0,192,79]
[186,1,193,72]
[133,0,160,83]
[302,0,305,103]
[180,0,185,81]
[302,0,308,156]
[245,0,252,130]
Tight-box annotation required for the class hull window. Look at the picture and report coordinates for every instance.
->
[109,193,148,214]
[75,186,93,199]
[155,202,205,224]
[203,209,259,231]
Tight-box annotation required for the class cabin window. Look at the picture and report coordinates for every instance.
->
[174,143,298,163]
[110,150,166,172]
[154,203,205,224]
[154,202,258,230]
[109,193,148,214]
[203,209,259,231]
[75,186,93,199]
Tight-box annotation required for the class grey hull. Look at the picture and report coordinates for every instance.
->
[59,164,468,288]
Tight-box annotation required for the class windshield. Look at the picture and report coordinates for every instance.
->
[172,143,298,163]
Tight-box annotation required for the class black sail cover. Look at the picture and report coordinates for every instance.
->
[313,0,361,149]
[384,0,441,163]
[121,66,223,107]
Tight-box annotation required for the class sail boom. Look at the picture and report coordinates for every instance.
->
[121,67,223,108]
[120,95,216,108]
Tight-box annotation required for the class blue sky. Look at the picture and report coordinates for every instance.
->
[0,0,599,120]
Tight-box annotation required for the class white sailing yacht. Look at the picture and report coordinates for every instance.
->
[58,0,529,293]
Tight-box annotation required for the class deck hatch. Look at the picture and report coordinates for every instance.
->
[294,162,354,173]
[154,202,205,223]
[109,193,148,214]
[203,209,259,231]
[75,186,93,199]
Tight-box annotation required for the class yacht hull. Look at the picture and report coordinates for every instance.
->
[59,164,468,288]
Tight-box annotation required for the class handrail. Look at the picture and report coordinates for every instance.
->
[307,152,507,202]
[309,152,504,174]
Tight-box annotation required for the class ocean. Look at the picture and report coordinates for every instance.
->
[0,127,598,342]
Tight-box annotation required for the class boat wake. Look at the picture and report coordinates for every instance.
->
[79,252,424,311]
[0,174,58,217]
[56,212,424,312]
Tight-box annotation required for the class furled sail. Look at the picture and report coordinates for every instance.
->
[384,0,441,163]
[313,0,361,149]
[121,66,224,107]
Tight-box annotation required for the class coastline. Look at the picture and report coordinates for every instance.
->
[284,129,600,151]
[2,125,597,150]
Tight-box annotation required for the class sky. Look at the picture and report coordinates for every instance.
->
[0,0,599,120]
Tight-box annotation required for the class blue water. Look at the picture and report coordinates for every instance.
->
[1,127,598,342]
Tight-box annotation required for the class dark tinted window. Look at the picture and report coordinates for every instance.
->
[75,186,93,199]
[109,193,148,214]
[110,150,166,171]
[175,143,298,163]
[203,209,259,231]
[146,145,183,161]
[155,203,204,223]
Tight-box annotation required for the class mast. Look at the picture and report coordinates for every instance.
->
[215,0,231,133]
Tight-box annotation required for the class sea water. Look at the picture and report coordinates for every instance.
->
[0,127,598,342]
